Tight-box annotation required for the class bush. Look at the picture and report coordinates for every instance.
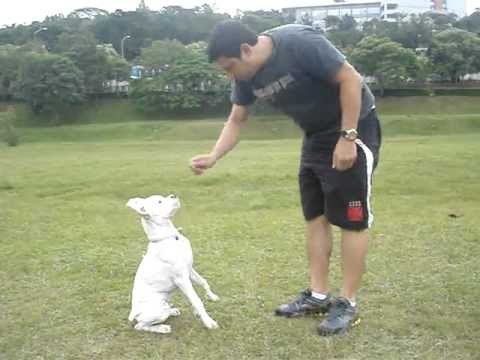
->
[130,47,229,115]
[16,53,85,123]
[0,113,20,146]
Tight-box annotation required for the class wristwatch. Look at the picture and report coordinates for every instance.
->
[340,128,358,141]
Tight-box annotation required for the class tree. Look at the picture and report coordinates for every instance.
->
[414,54,433,85]
[54,31,129,94]
[426,11,458,31]
[100,45,130,83]
[90,5,228,60]
[351,36,418,96]
[16,53,85,121]
[91,10,152,60]
[0,45,22,100]
[325,15,363,51]
[0,24,34,46]
[157,5,228,44]
[131,44,228,113]
[34,15,87,52]
[456,11,480,34]
[68,7,109,19]
[362,14,434,50]
[238,10,287,33]
[429,28,480,82]
[137,39,189,70]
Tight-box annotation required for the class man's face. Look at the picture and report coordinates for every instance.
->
[216,54,256,81]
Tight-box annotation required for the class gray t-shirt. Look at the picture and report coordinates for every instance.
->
[231,24,375,154]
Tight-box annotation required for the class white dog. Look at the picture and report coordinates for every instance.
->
[126,194,219,334]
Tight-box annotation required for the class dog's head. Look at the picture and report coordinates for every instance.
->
[126,194,180,220]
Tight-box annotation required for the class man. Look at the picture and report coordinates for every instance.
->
[190,20,381,336]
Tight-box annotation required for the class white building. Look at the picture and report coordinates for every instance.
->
[282,0,468,29]
[380,0,433,20]
[283,1,382,28]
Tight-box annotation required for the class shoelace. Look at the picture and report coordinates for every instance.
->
[327,299,349,320]
[291,290,310,309]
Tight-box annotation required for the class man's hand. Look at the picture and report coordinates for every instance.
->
[190,153,217,175]
[332,138,357,171]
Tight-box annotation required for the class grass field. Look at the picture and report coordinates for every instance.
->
[1,102,480,359]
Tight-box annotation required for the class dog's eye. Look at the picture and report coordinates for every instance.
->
[158,200,162,204]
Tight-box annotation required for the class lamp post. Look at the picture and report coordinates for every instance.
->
[33,27,48,51]
[121,35,131,59]
[33,27,48,37]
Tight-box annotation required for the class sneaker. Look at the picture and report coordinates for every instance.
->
[274,289,331,318]
[317,297,360,336]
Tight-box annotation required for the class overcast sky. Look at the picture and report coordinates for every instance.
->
[1,0,479,27]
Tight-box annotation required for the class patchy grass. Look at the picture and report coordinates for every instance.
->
[1,115,479,359]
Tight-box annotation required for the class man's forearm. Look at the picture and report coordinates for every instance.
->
[211,113,247,161]
[336,62,363,131]
[339,76,362,131]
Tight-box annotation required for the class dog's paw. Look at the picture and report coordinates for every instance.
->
[134,323,172,334]
[207,292,220,302]
[203,317,219,330]
[152,324,172,334]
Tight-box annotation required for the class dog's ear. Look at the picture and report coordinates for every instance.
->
[126,198,149,216]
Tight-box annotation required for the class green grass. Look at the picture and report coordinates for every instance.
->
[10,113,480,144]
[1,111,480,359]
[6,96,479,143]
[376,96,480,115]
[10,96,480,127]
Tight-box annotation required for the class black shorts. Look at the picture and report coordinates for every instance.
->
[299,110,381,230]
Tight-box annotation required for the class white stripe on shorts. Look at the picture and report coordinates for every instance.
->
[355,139,375,228]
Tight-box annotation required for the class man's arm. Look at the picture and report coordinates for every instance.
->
[190,104,249,175]
[332,61,363,171]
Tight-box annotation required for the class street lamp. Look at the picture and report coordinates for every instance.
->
[33,27,48,51]
[33,27,48,37]
[121,35,131,58]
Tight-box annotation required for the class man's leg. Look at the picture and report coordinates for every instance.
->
[275,165,332,318]
[307,215,333,294]
[340,228,369,301]
[317,229,367,336]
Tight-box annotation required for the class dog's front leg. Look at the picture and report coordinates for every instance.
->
[190,269,219,301]
[175,276,218,329]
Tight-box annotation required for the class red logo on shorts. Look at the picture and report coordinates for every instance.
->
[347,201,364,222]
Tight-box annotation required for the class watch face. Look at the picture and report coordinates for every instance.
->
[342,129,358,140]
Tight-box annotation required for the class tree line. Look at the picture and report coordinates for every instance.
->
[0,3,479,122]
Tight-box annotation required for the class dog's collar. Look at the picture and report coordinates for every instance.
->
[149,233,181,243]
[142,217,182,243]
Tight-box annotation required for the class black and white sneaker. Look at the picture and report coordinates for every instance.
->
[274,289,331,318]
[317,297,360,336]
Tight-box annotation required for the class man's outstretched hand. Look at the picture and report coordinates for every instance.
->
[190,153,217,175]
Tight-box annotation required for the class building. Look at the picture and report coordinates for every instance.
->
[431,0,447,12]
[380,0,433,20]
[282,1,382,28]
[282,0,467,28]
